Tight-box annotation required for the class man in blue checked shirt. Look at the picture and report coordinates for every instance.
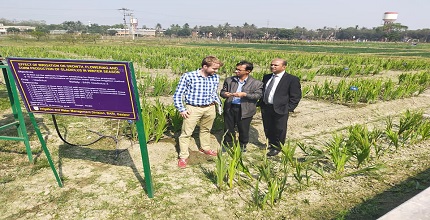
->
[173,56,224,168]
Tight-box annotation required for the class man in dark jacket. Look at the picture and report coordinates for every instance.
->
[258,58,302,156]
[220,60,263,152]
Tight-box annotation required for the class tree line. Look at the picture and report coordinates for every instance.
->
[1,18,429,42]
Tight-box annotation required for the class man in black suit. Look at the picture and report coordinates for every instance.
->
[258,58,302,156]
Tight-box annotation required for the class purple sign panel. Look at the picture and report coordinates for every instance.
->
[7,58,138,120]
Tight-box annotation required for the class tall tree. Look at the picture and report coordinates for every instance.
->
[155,23,162,31]
[6,27,20,34]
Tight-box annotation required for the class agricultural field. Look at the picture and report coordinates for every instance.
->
[0,38,430,220]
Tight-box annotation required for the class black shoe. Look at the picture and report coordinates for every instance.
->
[240,144,247,153]
[267,148,280,157]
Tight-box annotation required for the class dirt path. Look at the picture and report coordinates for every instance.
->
[1,89,430,219]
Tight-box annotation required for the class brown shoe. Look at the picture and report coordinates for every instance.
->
[199,149,217,156]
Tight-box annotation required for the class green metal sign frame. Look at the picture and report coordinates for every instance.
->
[129,62,154,198]
[1,62,154,198]
[1,64,62,187]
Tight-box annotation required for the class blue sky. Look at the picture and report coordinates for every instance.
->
[1,0,428,30]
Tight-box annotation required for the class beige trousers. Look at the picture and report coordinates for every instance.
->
[178,104,216,159]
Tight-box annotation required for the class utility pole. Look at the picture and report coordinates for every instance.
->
[130,13,136,40]
[118,8,131,37]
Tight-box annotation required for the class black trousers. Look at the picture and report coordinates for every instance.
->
[223,105,252,148]
[261,104,289,149]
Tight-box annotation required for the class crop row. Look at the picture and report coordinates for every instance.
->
[214,110,430,209]
[2,44,429,142]
[2,45,430,76]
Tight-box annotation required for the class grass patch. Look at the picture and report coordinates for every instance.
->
[0,174,15,184]
[0,97,9,111]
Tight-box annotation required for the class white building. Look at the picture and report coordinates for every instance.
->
[0,23,36,34]
[107,28,157,37]
[49,30,68,35]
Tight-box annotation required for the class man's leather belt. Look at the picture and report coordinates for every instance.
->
[189,102,216,108]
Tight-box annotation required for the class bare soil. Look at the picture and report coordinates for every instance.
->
[1,82,430,220]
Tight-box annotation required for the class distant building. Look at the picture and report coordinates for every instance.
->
[135,29,156,36]
[0,23,36,34]
[107,28,157,37]
[191,30,199,38]
[49,30,68,35]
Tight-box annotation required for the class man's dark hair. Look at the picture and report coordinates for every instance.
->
[236,60,253,72]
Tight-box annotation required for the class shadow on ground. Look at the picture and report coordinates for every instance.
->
[58,142,148,192]
[341,167,430,220]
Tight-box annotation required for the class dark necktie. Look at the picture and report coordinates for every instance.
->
[264,75,276,104]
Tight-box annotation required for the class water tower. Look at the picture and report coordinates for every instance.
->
[130,17,138,30]
[383,12,398,25]
[130,17,138,39]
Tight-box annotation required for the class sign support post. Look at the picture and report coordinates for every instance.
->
[129,63,154,198]
[0,64,63,187]
[1,65,33,162]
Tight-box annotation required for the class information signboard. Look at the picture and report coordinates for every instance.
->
[7,58,139,120]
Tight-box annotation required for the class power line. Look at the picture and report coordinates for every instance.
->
[117,8,131,28]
